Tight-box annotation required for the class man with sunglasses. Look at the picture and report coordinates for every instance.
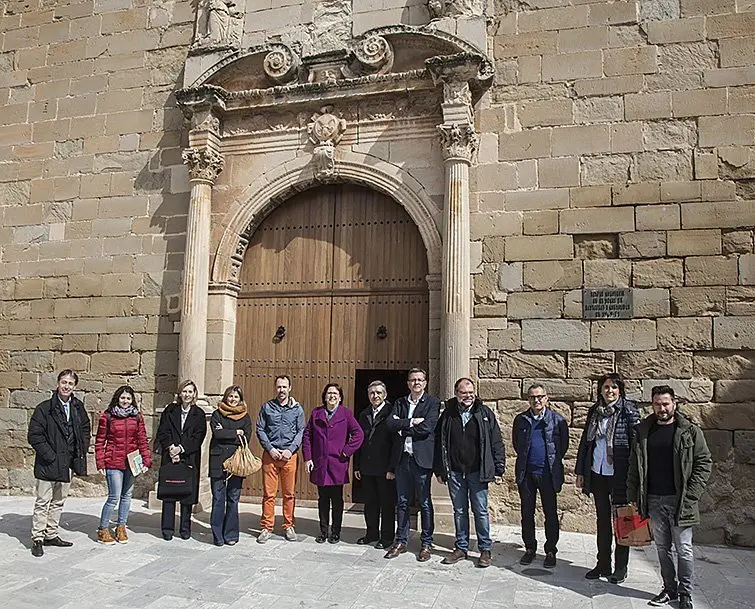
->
[512,383,569,568]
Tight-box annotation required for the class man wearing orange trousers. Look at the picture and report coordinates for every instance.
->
[256,375,305,543]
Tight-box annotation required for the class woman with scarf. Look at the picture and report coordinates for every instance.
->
[209,385,253,546]
[95,385,152,545]
[575,373,640,584]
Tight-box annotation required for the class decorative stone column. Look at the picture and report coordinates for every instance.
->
[429,55,481,399]
[179,145,224,392]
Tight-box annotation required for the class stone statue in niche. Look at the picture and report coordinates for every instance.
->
[428,0,484,19]
[193,0,243,51]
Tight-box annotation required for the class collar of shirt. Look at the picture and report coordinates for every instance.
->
[528,409,545,422]
[408,393,424,406]
[325,405,339,420]
[372,402,384,417]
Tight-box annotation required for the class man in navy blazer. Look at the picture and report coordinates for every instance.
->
[384,368,440,562]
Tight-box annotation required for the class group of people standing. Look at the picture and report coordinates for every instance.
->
[27,368,712,609]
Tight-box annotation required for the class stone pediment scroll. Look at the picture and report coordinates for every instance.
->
[307,106,346,182]
[192,0,244,53]
[263,43,301,85]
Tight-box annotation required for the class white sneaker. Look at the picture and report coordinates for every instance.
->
[257,529,272,544]
[284,527,297,541]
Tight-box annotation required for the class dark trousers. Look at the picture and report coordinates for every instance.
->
[210,475,243,544]
[161,500,192,538]
[395,453,434,547]
[591,472,629,573]
[362,474,396,545]
[318,485,344,535]
[518,471,559,554]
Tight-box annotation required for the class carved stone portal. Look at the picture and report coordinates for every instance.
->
[307,107,347,181]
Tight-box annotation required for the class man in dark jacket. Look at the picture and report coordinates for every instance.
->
[385,368,440,562]
[27,369,91,557]
[627,385,712,609]
[435,377,505,568]
[354,380,401,549]
[512,383,569,568]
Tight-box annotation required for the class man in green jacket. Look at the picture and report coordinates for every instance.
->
[627,385,712,609]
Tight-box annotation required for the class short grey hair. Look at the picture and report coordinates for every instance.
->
[526,383,547,395]
[367,380,387,394]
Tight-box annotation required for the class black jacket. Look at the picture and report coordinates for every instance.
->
[434,398,506,483]
[387,393,441,470]
[208,409,253,479]
[575,397,640,503]
[354,401,401,476]
[155,403,207,505]
[28,392,91,482]
[512,408,569,492]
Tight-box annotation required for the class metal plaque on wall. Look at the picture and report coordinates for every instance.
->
[582,288,633,319]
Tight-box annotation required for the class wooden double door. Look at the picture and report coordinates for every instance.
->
[234,184,429,501]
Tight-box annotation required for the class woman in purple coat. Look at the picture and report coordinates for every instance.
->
[303,383,364,544]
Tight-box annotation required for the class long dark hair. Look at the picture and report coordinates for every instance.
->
[107,385,137,412]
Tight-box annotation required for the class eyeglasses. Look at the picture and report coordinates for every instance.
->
[528,395,547,402]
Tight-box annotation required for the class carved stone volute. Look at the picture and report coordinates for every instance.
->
[263,43,301,85]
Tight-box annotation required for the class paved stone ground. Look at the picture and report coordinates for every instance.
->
[0,497,751,609]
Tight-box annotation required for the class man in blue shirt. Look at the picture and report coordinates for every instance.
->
[256,375,305,543]
[512,383,569,568]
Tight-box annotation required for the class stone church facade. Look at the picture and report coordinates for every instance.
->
[1,0,754,545]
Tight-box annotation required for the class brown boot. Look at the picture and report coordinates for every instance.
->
[114,525,129,544]
[97,528,116,545]
[441,547,467,565]
[477,550,492,568]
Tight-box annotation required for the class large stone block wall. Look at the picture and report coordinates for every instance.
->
[476,0,755,545]
[0,0,195,494]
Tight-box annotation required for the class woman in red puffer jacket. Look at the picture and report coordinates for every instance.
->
[95,385,152,545]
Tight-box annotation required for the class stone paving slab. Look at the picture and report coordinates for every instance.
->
[0,497,751,609]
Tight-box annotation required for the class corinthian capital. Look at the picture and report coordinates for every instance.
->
[438,122,477,163]
[182,147,225,183]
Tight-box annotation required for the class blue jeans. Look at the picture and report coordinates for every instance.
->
[211,476,243,544]
[447,470,492,552]
[395,453,434,547]
[648,494,695,596]
[99,468,134,529]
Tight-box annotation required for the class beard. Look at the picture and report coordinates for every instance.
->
[656,410,674,421]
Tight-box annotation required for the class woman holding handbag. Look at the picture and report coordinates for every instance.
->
[575,372,640,584]
[303,383,364,544]
[155,379,207,541]
[209,385,253,546]
[95,385,152,545]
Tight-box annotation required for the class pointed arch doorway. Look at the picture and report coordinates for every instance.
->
[234,183,429,502]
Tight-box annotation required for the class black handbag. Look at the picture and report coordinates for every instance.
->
[157,461,195,500]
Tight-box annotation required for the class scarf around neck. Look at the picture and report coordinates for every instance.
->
[110,404,139,418]
[218,400,248,421]
[586,397,621,465]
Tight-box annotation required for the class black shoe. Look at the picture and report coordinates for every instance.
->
[544,552,557,568]
[328,533,340,544]
[585,565,611,579]
[179,532,191,540]
[609,569,627,584]
[315,534,327,544]
[43,536,73,547]
[162,533,173,541]
[679,594,693,609]
[357,536,377,545]
[213,540,224,547]
[648,588,678,606]
[375,540,388,550]
[520,549,536,565]
[31,540,44,557]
